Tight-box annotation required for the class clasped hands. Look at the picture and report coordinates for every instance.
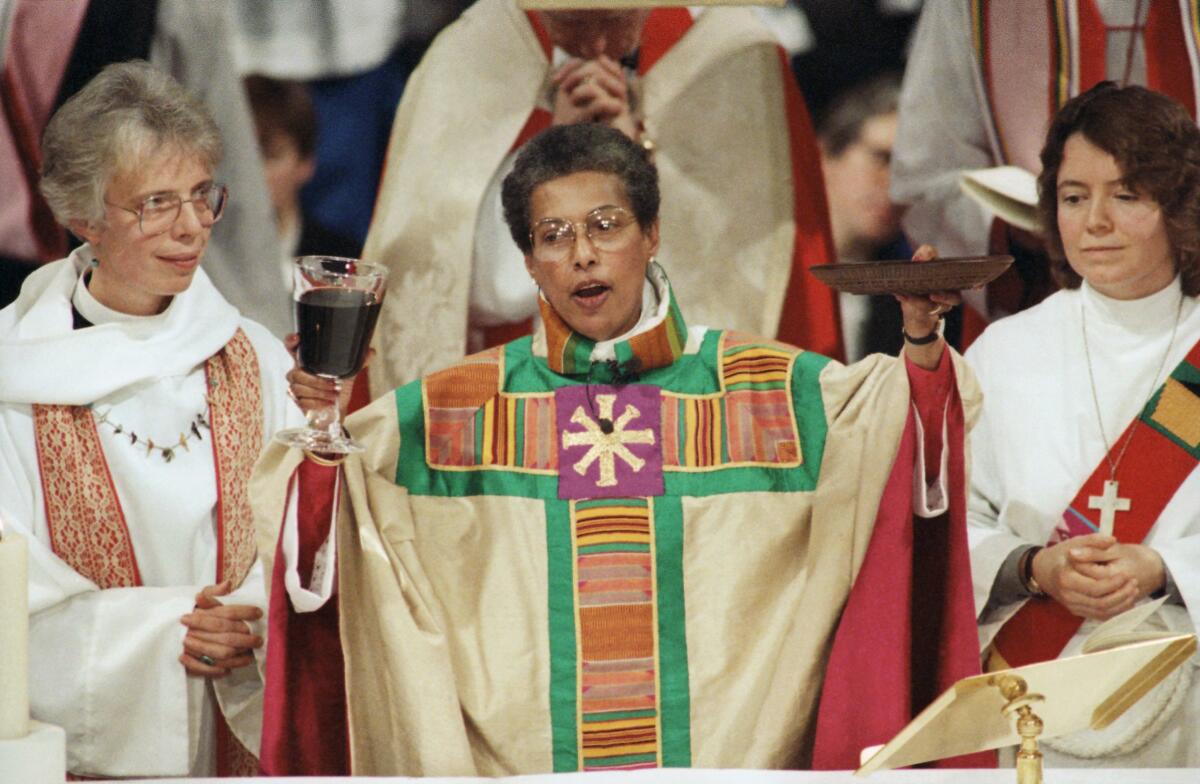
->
[552,56,639,140]
[179,579,264,679]
[1031,533,1167,620]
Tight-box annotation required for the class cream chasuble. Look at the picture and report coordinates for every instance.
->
[966,281,1200,766]
[254,266,979,776]
[0,247,301,777]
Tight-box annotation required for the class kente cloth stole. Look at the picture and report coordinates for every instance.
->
[971,0,1200,172]
[412,292,820,770]
[990,336,1200,670]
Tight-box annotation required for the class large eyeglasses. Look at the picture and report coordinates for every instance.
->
[108,183,228,236]
[530,206,638,264]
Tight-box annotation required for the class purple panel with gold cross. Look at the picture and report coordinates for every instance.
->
[555,384,664,499]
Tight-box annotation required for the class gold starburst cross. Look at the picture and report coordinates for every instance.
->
[562,394,656,487]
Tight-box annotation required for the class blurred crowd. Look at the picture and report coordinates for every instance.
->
[1,0,921,356]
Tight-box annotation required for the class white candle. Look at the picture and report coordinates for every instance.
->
[0,521,29,740]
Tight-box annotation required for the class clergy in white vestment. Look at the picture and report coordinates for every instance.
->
[892,0,1200,341]
[968,83,1200,767]
[0,61,300,778]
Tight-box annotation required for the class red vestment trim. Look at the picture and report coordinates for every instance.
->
[991,337,1200,669]
[207,330,265,587]
[772,46,842,361]
[33,403,142,588]
[812,354,994,770]
[260,460,350,776]
[977,0,1200,171]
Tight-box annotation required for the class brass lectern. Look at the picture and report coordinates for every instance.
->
[856,633,1197,784]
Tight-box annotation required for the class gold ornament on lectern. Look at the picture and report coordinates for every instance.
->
[856,602,1197,784]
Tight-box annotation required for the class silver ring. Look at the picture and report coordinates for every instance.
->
[198,654,216,667]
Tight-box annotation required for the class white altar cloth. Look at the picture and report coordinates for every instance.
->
[125,768,1200,784]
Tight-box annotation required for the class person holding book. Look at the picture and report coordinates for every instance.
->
[968,82,1200,767]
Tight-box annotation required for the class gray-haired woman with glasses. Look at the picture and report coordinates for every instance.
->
[0,61,300,777]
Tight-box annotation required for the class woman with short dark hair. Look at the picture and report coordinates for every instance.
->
[258,121,988,775]
[0,61,300,777]
[969,82,1200,767]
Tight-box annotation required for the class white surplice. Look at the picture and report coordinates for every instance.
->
[0,245,301,777]
[966,280,1200,766]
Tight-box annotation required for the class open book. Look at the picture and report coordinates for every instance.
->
[856,598,1195,773]
[1082,596,1174,653]
[960,165,1040,233]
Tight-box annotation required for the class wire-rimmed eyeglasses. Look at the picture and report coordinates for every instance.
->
[106,183,228,236]
[529,206,639,264]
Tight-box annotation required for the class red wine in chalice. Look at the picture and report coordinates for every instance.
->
[296,287,382,378]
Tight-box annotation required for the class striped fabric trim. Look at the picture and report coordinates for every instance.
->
[423,346,503,409]
[1052,0,1077,110]
[424,344,561,473]
[428,393,558,473]
[1183,0,1200,113]
[538,263,688,376]
[969,0,1005,163]
[659,331,802,470]
[677,398,723,467]
[424,330,803,474]
[1144,342,1200,457]
[573,497,661,770]
[721,338,794,391]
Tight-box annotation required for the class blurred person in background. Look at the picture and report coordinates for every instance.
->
[0,0,290,334]
[357,0,843,397]
[817,72,928,361]
[244,74,361,286]
[230,0,472,246]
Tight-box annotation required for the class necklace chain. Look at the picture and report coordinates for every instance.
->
[1080,289,1182,480]
[92,399,211,463]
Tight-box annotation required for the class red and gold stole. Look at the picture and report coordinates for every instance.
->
[989,337,1200,670]
[971,0,1200,173]
[33,329,264,777]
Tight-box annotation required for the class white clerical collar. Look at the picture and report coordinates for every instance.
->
[72,269,170,326]
[1080,275,1184,333]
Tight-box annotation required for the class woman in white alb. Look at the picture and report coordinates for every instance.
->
[0,62,299,777]
[968,82,1200,766]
